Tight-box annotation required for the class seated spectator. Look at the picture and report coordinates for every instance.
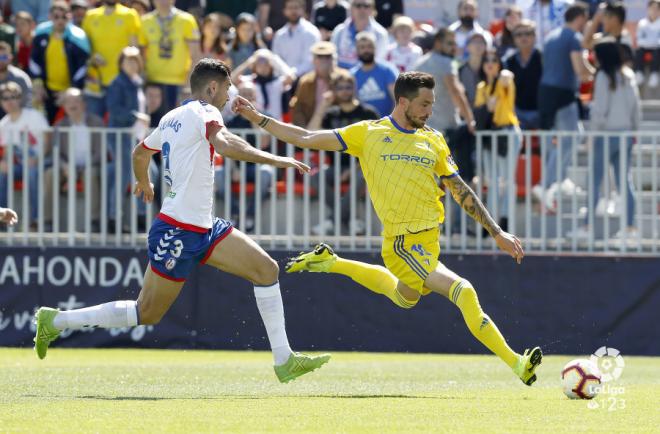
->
[11,0,50,24]
[504,19,542,130]
[459,33,488,108]
[583,1,634,65]
[568,38,640,240]
[201,13,230,65]
[311,0,349,41]
[82,0,141,119]
[521,0,572,50]
[351,31,397,117]
[634,0,660,87]
[0,81,49,229]
[44,88,104,232]
[473,49,520,231]
[386,16,422,72]
[30,1,91,124]
[272,0,320,77]
[139,0,201,111]
[0,41,32,119]
[130,0,151,16]
[448,0,493,59]
[495,5,522,59]
[228,13,265,71]
[215,81,273,232]
[231,49,295,121]
[332,0,388,69]
[69,0,89,27]
[14,11,34,71]
[290,41,347,128]
[307,69,378,235]
[106,46,149,231]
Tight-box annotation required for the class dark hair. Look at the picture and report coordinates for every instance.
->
[433,27,455,43]
[649,0,660,7]
[564,3,588,22]
[604,2,626,24]
[331,69,355,87]
[594,38,623,90]
[190,58,232,93]
[480,48,503,86]
[231,13,265,52]
[394,71,435,103]
[202,13,228,58]
[500,5,523,49]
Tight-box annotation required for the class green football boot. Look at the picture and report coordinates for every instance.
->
[274,352,331,383]
[514,346,543,386]
[33,307,60,360]
[285,243,337,273]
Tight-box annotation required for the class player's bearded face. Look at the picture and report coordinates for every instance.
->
[210,80,230,110]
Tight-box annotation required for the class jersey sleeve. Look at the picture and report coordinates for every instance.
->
[432,133,459,178]
[199,105,225,142]
[142,127,162,152]
[333,120,369,157]
[183,13,201,42]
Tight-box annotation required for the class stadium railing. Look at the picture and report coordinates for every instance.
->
[0,126,658,256]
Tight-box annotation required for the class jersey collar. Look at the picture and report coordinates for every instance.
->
[388,115,416,134]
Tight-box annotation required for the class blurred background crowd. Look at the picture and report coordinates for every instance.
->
[0,0,655,237]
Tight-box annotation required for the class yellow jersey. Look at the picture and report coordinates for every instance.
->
[45,35,70,92]
[139,9,200,86]
[474,79,519,128]
[82,4,141,91]
[334,116,459,237]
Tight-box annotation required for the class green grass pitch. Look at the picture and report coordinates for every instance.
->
[1,348,658,433]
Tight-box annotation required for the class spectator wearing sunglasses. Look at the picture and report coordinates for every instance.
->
[30,1,91,124]
[504,19,542,130]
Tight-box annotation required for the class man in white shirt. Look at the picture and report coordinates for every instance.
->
[0,81,48,228]
[33,59,331,384]
[272,0,321,76]
[448,0,493,59]
[44,88,105,231]
[331,0,389,69]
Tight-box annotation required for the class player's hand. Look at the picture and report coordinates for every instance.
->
[0,207,18,226]
[494,231,524,264]
[133,181,154,203]
[273,156,310,174]
[232,95,260,123]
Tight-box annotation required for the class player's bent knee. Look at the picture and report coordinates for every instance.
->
[251,256,280,286]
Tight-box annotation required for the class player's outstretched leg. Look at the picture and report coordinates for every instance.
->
[204,230,330,382]
[285,243,418,308]
[448,279,542,385]
[33,268,185,359]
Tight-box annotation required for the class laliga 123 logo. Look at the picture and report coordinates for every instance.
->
[590,346,625,382]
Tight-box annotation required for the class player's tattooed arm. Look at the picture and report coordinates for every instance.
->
[442,174,502,238]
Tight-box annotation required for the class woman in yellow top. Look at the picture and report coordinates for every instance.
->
[474,48,521,231]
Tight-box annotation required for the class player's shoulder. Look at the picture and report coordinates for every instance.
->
[421,126,449,147]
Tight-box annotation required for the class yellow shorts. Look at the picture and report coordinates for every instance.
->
[381,227,440,295]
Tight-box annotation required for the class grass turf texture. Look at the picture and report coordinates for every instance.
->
[1,348,658,433]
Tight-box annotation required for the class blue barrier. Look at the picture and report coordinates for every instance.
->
[0,247,657,355]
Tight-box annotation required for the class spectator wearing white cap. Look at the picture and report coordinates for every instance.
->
[272,0,321,76]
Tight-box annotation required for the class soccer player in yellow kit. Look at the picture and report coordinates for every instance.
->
[232,71,542,385]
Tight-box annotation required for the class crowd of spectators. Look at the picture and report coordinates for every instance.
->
[0,0,652,237]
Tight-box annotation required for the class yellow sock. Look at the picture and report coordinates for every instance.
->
[330,258,417,308]
[449,279,520,369]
